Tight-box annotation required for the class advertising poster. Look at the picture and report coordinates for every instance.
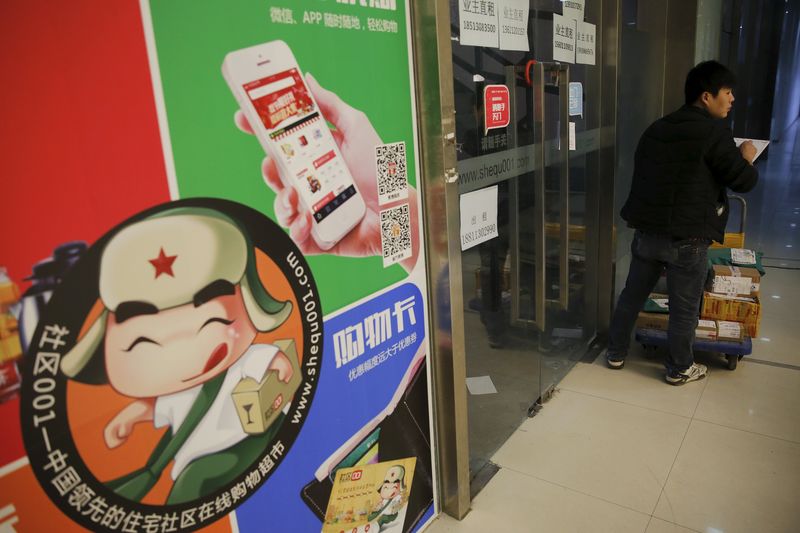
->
[0,1,436,532]
[322,458,417,533]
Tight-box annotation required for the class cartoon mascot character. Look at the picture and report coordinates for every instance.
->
[367,465,409,530]
[61,207,297,503]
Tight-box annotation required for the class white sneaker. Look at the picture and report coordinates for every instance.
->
[665,363,707,385]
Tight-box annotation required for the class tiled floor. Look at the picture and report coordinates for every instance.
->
[427,315,800,532]
[425,117,800,533]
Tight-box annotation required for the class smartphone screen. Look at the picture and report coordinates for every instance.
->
[243,68,357,224]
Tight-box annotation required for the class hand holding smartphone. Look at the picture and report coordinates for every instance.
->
[223,40,367,250]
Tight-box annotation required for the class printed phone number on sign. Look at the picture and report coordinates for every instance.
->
[463,20,496,33]
[502,24,525,35]
[461,223,497,247]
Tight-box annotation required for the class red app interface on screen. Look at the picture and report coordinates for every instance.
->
[245,69,356,223]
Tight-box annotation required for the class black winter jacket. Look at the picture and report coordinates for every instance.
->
[620,105,758,243]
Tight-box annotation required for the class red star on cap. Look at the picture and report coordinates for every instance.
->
[149,247,177,278]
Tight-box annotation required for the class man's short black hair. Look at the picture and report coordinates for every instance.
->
[684,60,737,105]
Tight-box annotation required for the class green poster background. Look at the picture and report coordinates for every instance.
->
[149,0,417,314]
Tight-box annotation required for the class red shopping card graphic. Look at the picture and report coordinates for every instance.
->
[484,84,510,133]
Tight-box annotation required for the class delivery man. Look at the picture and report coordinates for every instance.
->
[606,61,758,385]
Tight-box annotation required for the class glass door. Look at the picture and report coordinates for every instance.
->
[525,1,603,403]
[452,54,544,480]
[448,12,600,491]
[416,0,614,510]
[537,60,597,400]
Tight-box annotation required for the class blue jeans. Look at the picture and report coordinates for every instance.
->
[608,230,709,373]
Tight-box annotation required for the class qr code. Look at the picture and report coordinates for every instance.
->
[380,203,412,267]
[376,141,409,205]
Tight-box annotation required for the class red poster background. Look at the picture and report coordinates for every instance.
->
[0,0,170,506]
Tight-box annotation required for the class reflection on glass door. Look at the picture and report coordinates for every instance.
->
[538,61,593,399]
[450,27,600,490]
[456,61,543,479]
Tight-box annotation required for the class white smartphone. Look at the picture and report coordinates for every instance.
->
[222,40,366,250]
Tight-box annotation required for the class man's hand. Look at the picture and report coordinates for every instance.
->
[739,140,757,164]
[234,73,419,271]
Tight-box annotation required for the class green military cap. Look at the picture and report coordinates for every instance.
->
[61,207,292,384]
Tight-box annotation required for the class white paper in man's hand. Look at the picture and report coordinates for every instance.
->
[734,138,769,163]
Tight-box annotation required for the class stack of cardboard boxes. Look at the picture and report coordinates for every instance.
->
[635,253,763,343]
[701,265,761,339]
[635,294,740,341]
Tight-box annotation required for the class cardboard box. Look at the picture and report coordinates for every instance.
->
[232,339,301,435]
[700,292,760,337]
[636,312,669,331]
[695,319,718,340]
[717,320,744,342]
[636,313,720,339]
[744,313,761,338]
[711,265,760,297]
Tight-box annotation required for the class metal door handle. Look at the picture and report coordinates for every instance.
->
[506,66,531,328]
[558,67,570,312]
[533,63,546,329]
[506,64,544,330]
[541,65,571,313]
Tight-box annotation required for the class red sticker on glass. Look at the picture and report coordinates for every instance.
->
[484,84,510,133]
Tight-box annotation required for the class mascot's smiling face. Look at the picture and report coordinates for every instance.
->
[60,208,293,389]
[379,465,406,500]
[105,283,258,397]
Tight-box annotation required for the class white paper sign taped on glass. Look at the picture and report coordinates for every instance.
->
[562,0,585,22]
[498,0,529,51]
[569,122,577,151]
[553,14,576,63]
[459,0,500,47]
[576,21,596,65]
[569,82,583,116]
[460,185,499,251]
